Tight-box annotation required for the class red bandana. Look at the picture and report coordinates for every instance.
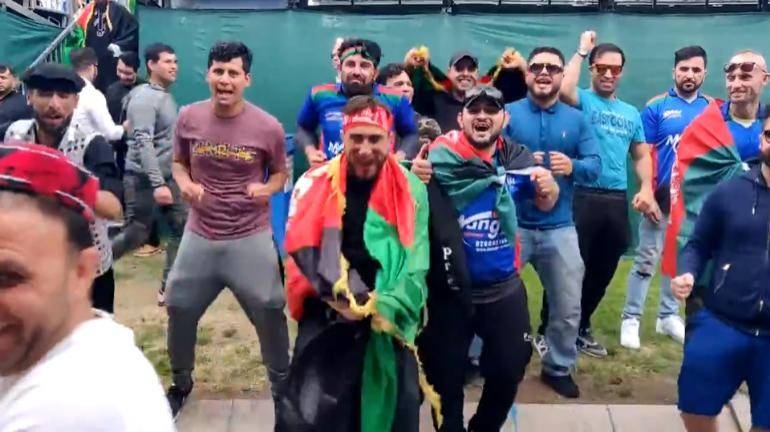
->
[0,141,99,222]
[342,105,393,133]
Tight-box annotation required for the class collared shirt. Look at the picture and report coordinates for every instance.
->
[574,88,646,191]
[504,96,600,230]
[720,101,764,162]
[296,83,417,159]
[642,88,711,191]
[73,79,125,141]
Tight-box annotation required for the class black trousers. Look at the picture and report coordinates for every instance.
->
[540,188,630,333]
[418,280,533,432]
[91,267,115,313]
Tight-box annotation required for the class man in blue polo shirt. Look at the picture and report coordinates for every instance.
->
[295,38,419,165]
[504,46,600,398]
[558,30,658,358]
[620,46,712,350]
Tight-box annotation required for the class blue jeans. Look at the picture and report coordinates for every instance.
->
[622,216,679,320]
[519,226,583,376]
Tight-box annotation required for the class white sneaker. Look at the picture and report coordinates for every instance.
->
[620,318,641,349]
[656,315,685,344]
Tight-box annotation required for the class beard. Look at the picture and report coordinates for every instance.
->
[34,113,71,144]
[465,131,500,150]
[762,147,770,167]
[530,86,559,101]
[342,76,374,97]
[676,80,700,95]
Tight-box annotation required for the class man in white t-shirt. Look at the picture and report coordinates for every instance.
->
[0,142,174,431]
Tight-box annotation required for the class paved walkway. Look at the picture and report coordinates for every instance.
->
[178,394,751,432]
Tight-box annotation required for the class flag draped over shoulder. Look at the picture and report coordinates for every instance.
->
[61,3,94,65]
[284,154,439,431]
[661,101,745,277]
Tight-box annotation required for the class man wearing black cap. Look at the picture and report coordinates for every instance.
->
[4,63,123,314]
[296,38,420,167]
[0,142,173,430]
[404,47,528,133]
[418,85,558,431]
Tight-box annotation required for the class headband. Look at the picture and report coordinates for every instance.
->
[342,106,393,133]
[0,142,99,223]
[339,46,376,65]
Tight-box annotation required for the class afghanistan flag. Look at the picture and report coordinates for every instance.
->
[661,101,745,277]
[61,1,137,66]
[283,154,440,431]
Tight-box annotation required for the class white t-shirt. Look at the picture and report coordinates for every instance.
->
[0,313,175,432]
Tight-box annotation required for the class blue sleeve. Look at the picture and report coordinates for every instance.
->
[640,103,658,146]
[571,115,601,184]
[679,185,724,277]
[296,91,319,131]
[575,88,588,111]
[394,96,418,136]
[632,111,646,143]
[503,104,516,140]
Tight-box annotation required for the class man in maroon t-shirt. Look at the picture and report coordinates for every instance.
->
[164,41,290,418]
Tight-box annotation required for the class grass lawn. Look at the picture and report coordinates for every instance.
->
[114,254,682,403]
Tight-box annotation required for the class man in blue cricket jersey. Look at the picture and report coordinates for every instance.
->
[504,46,601,398]
[620,46,713,350]
[557,30,659,358]
[295,38,419,166]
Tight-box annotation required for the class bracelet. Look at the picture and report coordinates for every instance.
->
[577,50,588,58]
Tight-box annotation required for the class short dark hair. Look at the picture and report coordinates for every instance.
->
[674,45,707,67]
[118,51,140,71]
[0,64,12,75]
[528,47,565,65]
[0,191,93,252]
[69,47,98,72]
[337,39,382,68]
[207,41,253,74]
[144,43,175,74]
[589,43,626,66]
[376,63,406,85]
[342,94,391,117]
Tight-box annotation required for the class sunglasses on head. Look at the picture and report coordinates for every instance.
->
[348,133,386,145]
[591,64,623,76]
[528,63,564,75]
[723,62,766,74]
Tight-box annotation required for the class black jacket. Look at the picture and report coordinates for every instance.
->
[0,90,33,138]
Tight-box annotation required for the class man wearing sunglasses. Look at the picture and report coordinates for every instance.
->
[296,38,419,167]
[559,30,657,359]
[503,46,601,398]
[670,110,770,432]
[620,46,712,351]
[419,85,558,431]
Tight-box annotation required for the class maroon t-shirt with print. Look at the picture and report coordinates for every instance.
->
[174,100,286,240]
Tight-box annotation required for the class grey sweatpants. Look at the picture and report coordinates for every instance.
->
[165,229,290,397]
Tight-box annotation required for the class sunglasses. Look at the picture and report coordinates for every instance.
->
[677,66,704,74]
[762,130,770,141]
[528,63,564,75]
[723,62,767,74]
[591,64,623,76]
[348,133,386,145]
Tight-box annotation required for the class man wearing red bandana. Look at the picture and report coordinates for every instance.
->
[277,95,434,432]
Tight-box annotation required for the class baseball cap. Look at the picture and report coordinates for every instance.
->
[0,141,98,223]
[463,85,504,110]
[449,50,479,69]
[22,63,85,94]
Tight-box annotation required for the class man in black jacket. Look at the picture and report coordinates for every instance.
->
[0,64,33,138]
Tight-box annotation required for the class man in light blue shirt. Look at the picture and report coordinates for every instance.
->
[504,46,600,398]
[555,30,658,358]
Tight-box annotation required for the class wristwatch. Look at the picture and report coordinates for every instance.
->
[577,50,588,58]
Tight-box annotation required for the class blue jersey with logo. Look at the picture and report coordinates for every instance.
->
[720,102,764,161]
[296,83,417,159]
[575,88,646,191]
[642,88,710,190]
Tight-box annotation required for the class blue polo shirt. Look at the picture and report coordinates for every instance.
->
[504,97,601,230]
[642,88,711,191]
[296,83,418,159]
[720,102,764,162]
[574,88,646,191]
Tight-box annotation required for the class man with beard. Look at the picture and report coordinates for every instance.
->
[81,0,139,93]
[4,64,123,313]
[111,43,186,307]
[279,95,431,432]
[670,110,770,432]
[0,64,33,138]
[557,31,658,358]
[0,143,173,431]
[165,41,290,419]
[418,86,558,431]
[296,39,419,168]
[503,47,600,398]
[620,46,712,350]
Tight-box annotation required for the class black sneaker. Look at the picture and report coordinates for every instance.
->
[166,385,192,420]
[541,371,580,399]
[576,328,608,358]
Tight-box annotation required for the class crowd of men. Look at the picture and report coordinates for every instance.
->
[0,16,768,432]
